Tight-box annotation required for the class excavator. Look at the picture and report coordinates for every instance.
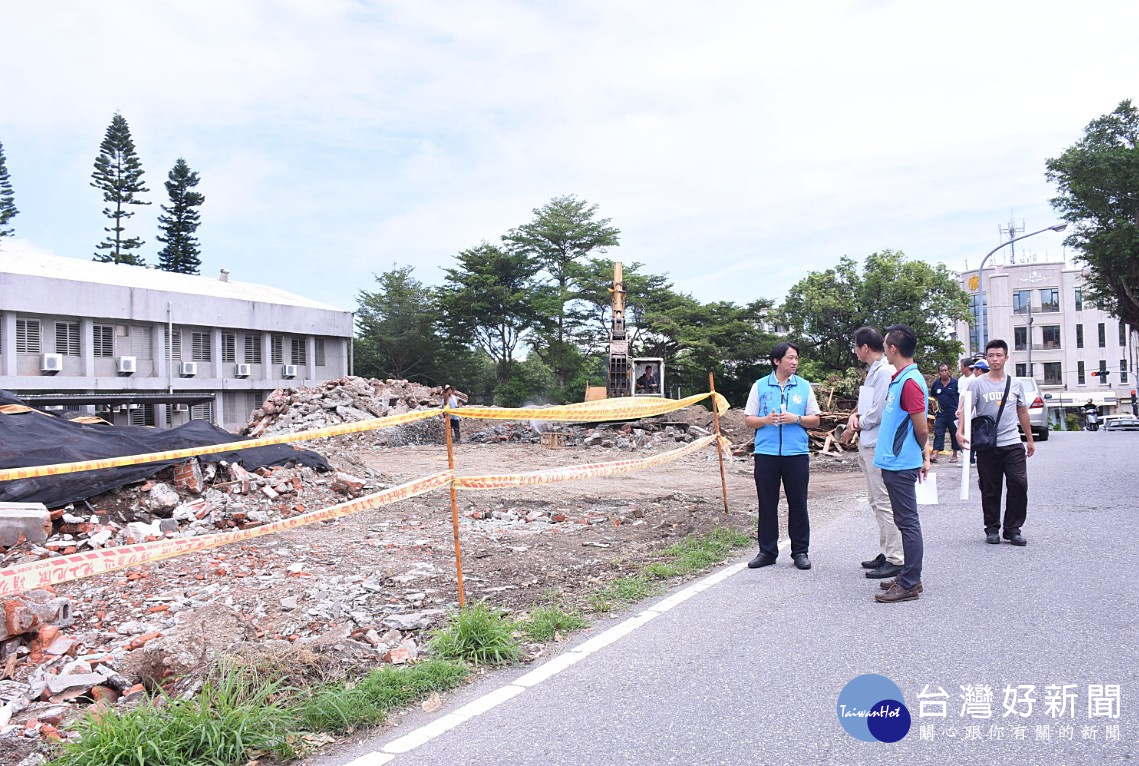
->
[584,261,664,401]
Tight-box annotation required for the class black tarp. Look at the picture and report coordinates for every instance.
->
[0,390,329,508]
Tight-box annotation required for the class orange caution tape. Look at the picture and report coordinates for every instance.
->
[0,471,452,596]
[454,435,718,489]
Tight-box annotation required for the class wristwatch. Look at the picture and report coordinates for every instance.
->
[796,414,802,425]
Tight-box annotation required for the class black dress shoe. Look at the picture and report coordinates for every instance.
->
[1004,533,1027,546]
[865,561,903,579]
[747,553,777,568]
[860,553,886,569]
[986,531,1000,545]
[792,553,811,570]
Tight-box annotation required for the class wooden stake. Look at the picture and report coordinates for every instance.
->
[708,373,730,515]
[443,408,466,607]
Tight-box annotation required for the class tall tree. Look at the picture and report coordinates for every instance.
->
[436,243,545,382]
[778,250,969,376]
[0,139,16,239]
[1046,100,1139,326]
[355,264,445,382]
[503,195,620,386]
[156,158,204,274]
[91,113,150,265]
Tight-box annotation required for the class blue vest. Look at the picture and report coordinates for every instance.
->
[874,363,928,471]
[752,373,812,456]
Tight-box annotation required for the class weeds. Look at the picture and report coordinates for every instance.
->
[429,602,522,665]
[522,604,588,641]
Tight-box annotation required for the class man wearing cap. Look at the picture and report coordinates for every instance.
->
[442,385,463,444]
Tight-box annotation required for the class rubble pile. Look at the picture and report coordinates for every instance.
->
[241,376,447,447]
[466,419,713,449]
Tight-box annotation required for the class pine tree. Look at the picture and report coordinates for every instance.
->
[156,158,205,274]
[91,113,150,265]
[0,139,17,239]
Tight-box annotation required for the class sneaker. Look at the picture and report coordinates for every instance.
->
[860,553,886,569]
[865,561,903,579]
[874,582,921,603]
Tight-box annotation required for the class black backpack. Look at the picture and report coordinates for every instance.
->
[970,376,1012,452]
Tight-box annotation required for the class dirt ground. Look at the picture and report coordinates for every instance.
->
[2,419,865,765]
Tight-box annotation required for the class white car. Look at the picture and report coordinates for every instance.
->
[1015,377,1049,441]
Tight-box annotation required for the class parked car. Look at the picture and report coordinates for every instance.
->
[1015,377,1049,441]
[1104,416,1139,431]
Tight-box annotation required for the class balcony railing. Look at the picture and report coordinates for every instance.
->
[1012,303,1061,314]
[1031,342,1062,351]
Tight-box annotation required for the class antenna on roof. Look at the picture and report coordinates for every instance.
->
[219,269,230,282]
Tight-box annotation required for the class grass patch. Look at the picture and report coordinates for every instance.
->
[660,526,751,574]
[59,661,298,766]
[429,602,522,665]
[522,604,588,642]
[297,659,468,733]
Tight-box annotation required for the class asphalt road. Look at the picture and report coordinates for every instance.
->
[309,431,1138,766]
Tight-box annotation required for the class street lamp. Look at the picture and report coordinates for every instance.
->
[976,223,1067,347]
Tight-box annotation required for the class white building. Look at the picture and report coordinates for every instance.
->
[956,256,1136,418]
[0,249,354,431]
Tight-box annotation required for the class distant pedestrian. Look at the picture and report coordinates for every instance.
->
[442,385,463,444]
[956,340,1035,546]
[744,342,821,571]
[930,363,961,463]
[840,326,902,580]
[873,324,931,604]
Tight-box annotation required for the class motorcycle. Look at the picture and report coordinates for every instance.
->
[1085,410,1100,431]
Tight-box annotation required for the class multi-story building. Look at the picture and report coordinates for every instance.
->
[0,250,353,431]
[957,256,1136,419]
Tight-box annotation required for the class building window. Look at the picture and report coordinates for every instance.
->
[1013,326,1027,351]
[55,321,80,356]
[969,294,987,351]
[1120,323,1128,347]
[1041,325,1061,350]
[1042,362,1062,386]
[291,337,307,365]
[1074,288,1083,311]
[191,331,212,361]
[1098,360,1109,383]
[315,338,326,367]
[1015,363,1028,377]
[1039,288,1059,313]
[93,324,114,357]
[271,335,283,365]
[1078,361,1085,385]
[165,328,182,361]
[1012,290,1031,315]
[16,318,41,354]
[221,332,236,364]
[1122,360,1129,384]
[128,404,155,427]
[245,334,262,364]
[1098,323,1106,348]
[1076,324,1084,349]
[130,325,153,359]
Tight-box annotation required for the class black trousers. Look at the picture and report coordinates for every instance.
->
[933,412,960,452]
[753,453,810,558]
[450,418,460,444]
[975,444,1028,535]
[882,468,923,590]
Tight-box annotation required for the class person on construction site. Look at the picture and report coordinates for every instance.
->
[442,385,463,444]
[636,364,659,394]
[929,363,961,463]
[744,341,821,571]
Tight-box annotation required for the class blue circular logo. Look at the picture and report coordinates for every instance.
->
[837,674,912,742]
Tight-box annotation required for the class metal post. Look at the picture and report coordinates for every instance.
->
[443,407,466,608]
[708,373,730,515]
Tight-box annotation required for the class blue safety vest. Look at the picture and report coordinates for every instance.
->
[874,363,928,471]
[752,373,812,456]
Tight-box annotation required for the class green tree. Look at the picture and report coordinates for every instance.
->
[355,265,445,382]
[504,195,620,387]
[1046,100,1139,326]
[0,139,17,239]
[436,243,544,382]
[156,158,205,274]
[778,250,969,376]
[91,113,150,265]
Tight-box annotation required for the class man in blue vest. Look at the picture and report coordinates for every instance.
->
[743,342,822,570]
[872,324,931,603]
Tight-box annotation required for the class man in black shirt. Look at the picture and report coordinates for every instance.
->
[930,363,961,462]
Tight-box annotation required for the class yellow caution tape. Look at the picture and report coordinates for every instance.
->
[455,435,717,489]
[0,471,452,596]
[452,391,728,422]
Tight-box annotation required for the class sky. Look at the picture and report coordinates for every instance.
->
[1,0,1136,313]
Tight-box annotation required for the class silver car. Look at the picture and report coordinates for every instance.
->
[1015,377,1049,441]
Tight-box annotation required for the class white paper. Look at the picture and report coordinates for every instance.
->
[915,472,938,505]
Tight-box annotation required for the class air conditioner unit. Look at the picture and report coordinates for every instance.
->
[179,361,198,377]
[281,364,298,378]
[234,363,251,378]
[172,403,189,413]
[41,353,64,373]
[117,356,137,374]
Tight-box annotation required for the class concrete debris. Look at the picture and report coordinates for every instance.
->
[0,504,52,548]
